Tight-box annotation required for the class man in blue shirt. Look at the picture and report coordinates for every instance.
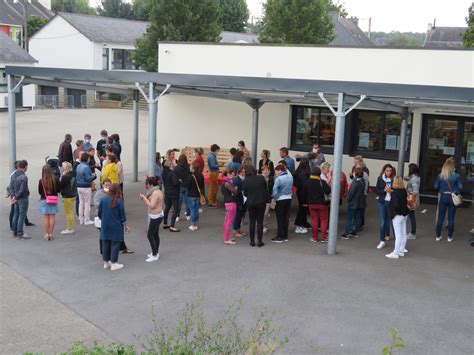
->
[279,147,295,174]
[207,144,221,208]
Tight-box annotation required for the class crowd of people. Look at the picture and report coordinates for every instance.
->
[6,132,469,270]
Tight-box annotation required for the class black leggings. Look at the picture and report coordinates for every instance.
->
[247,203,266,243]
[147,217,163,256]
[164,196,179,227]
[275,199,292,238]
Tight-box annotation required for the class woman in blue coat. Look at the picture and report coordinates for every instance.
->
[98,184,130,271]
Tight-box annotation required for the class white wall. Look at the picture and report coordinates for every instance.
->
[93,43,138,71]
[159,43,474,88]
[0,62,35,108]
[29,16,94,69]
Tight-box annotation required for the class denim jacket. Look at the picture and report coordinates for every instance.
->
[76,162,95,188]
[434,173,462,194]
[272,172,293,200]
[207,152,219,172]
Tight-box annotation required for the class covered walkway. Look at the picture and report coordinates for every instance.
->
[5,65,474,254]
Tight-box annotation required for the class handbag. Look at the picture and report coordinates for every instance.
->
[94,216,101,229]
[447,179,463,207]
[41,179,58,205]
[407,192,418,210]
[319,180,330,205]
[192,174,207,206]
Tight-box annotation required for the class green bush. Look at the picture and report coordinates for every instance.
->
[24,342,135,355]
[382,328,405,355]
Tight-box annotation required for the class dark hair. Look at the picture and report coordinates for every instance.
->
[191,163,200,173]
[102,178,112,185]
[65,134,72,141]
[84,133,91,139]
[111,133,120,142]
[80,153,89,162]
[146,176,160,187]
[41,165,56,195]
[87,146,95,153]
[311,166,322,176]
[210,144,220,152]
[107,137,113,144]
[280,147,289,154]
[295,157,310,177]
[177,154,188,166]
[275,164,287,172]
[225,167,235,176]
[109,154,118,164]
[230,147,237,155]
[237,166,245,174]
[109,184,122,208]
[238,140,245,147]
[244,164,257,176]
[261,149,270,160]
[100,129,108,137]
[105,145,113,153]
[380,164,396,177]
[278,159,287,167]
[156,152,162,166]
[17,160,28,169]
[233,150,244,163]
[76,139,84,147]
[408,163,420,176]
[354,166,363,178]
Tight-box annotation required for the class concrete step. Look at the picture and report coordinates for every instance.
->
[121,98,148,110]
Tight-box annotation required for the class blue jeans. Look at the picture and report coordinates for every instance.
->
[186,196,200,224]
[408,210,416,234]
[376,201,391,242]
[101,240,121,263]
[436,194,457,238]
[233,203,245,231]
[177,186,190,217]
[344,208,362,235]
[12,198,29,237]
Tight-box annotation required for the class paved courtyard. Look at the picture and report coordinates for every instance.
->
[1,109,473,354]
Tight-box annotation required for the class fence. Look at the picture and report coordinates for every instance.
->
[36,95,75,109]
[81,95,87,108]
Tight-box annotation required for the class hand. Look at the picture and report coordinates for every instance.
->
[124,224,130,233]
[4,194,10,198]
[10,198,17,205]
[139,193,145,200]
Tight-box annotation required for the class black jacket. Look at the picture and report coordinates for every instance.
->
[162,167,180,199]
[174,163,190,185]
[60,172,77,198]
[58,141,73,165]
[347,178,367,209]
[221,180,237,203]
[186,172,205,198]
[243,175,270,206]
[294,170,309,201]
[389,188,409,219]
[304,176,331,205]
[375,176,390,202]
[258,159,275,177]
[96,138,107,158]
[38,176,60,200]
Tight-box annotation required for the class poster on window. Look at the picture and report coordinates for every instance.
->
[443,147,455,156]
[467,141,474,165]
[385,135,400,150]
[429,138,445,150]
[358,132,370,148]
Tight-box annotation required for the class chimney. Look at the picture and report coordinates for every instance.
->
[427,23,432,32]
[349,16,359,26]
[433,18,436,29]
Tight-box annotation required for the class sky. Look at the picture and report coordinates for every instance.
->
[89,0,472,33]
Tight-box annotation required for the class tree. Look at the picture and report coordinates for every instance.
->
[324,0,348,17]
[132,0,152,21]
[96,0,134,20]
[134,0,222,72]
[25,16,48,37]
[260,0,334,44]
[51,0,96,15]
[462,4,474,47]
[385,32,423,47]
[219,0,249,32]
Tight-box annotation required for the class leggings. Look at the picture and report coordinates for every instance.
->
[164,196,179,227]
[147,217,163,256]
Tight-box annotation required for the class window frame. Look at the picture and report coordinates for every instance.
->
[111,48,135,70]
[0,69,7,93]
[102,48,109,70]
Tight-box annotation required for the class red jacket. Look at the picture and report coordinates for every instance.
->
[192,155,205,174]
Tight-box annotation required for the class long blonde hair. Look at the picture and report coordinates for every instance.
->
[392,176,405,189]
[440,158,455,181]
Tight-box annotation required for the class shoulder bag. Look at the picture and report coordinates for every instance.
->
[319,179,330,205]
[447,179,463,207]
[42,179,58,205]
[407,192,418,210]
[192,174,207,206]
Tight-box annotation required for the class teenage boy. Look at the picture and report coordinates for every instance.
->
[83,134,93,152]
[96,130,108,167]
[207,144,221,208]
[279,147,295,174]
[58,134,73,165]
[341,167,367,239]
[11,160,31,239]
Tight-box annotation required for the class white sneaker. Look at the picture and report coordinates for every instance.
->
[175,217,180,222]
[189,225,198,231]
[300,227,308,234]
[447,237,454,242]
[103,261,111,269]
[404,248,408,253]
[110,263,124,271]
[407,233,416,240]
[436,236,442,242]
[79,220,84,225]
[377,241,386,249]
[398,252,405,257]
[60,229,74,235]
[385,252,399,259]
[146,254,159,262]
[84,220,94,226]
[263,227,269,234]
[186,216,191,221]
[199,208,203,213]
[295,227,302,234]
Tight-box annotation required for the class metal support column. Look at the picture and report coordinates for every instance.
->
[8,75,17,172]
[319,92,365,255]
[397,107,409,177]
[132,90,139,182]
[247,100,264,165]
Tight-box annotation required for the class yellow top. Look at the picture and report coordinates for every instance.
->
[101,162,119,185]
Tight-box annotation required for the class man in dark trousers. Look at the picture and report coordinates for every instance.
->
[7,161,34,229]
[58,134,73,165]
[11,160,31,239]
[96,129,108,168]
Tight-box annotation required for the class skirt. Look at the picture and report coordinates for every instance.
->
[39,199,59,215]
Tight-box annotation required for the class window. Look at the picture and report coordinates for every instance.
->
[102,48,109,70]
[354,110,412,158]
[111,49,135,70]
[0,69,7,93]
[291,106,336,150]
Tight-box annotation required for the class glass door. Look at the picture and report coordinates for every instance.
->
[460,122,474,200]
[420,117,458,195]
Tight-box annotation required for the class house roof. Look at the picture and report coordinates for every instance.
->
[220,31,260,44]
[0,0,52,26]
[423,27,466,48]
[329,13,373,47]
[57,12,148,45]
[0,31,36,63]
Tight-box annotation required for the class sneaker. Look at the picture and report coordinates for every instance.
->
[398,252,405,257]
[186,216,191,221]
[271,237,284,243]
[377,241,386,249]
[84,220,94,226]
[352,234,360,238]
[263,227,269,234]
[198,208,203,213]
[300,227,308,234]
[283,237,289,242]
[224,240,236,245]
[407,233,417,240]
[320,239,328,243]
[169,227,180,232]
[309,238,318,243]
[175,217,180,222]
[341,234,350,240]
[189,225,198,231]
[110,263,124,271]
[19,234,31,240]
[385,252,399,259]
[146,254,160,262]
[447,237,454,242]
[295,227,302,234]
[25,222,35,227]
[208,204,219,209]
[103,261,111,269]
[435,236,442,242]
[79,220,84,225]
[60,229,74,235]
